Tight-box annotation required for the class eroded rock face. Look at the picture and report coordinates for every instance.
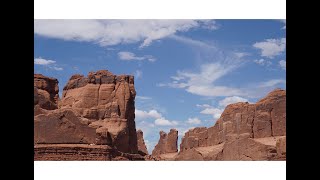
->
[34,70,139,160]
[34,109,96,144]
[176,89,286,160]
[276,136,286,158]
[34,74,59,110]
[57,70,138,153]
[137,130,148,155]
[152,129,178,156]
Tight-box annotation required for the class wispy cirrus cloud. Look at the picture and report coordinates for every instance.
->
[157,50,245,97]
[34,19,217,48]
[118,51,156,62]
[158,35,286,99]
[259,79,286,88]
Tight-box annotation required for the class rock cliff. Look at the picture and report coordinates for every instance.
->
[34,70,142,160]
[137,130,148,155]
[175,89,286,160]
[152,129,178,159]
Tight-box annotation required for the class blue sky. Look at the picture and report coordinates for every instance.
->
[34,20,286,153]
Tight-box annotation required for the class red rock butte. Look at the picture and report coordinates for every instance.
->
[34,70,145,160]
[152,129,178,160]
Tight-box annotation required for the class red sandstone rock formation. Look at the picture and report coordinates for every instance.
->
[34,74,59,110]
[152,129,178,158]
[34,72,286,161]
[176,89,286,160]
[34,70,141,160]
[59,70,137,153]
[137,130,148,155]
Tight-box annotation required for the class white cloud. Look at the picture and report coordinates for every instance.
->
[135,109,162,120]
[200,108,223,119]
[136,96,152,100]
[136,108,179,127]
[170,35,217,49]
[34,58,56,65]
[118,51,156,62]
[159,35,286,99]
[259,79,286,88]
[234,52,249,58]
[159,35,247,98]
[199,20,219,30]
[34,57,63,71]
[171,76,186,81]
[134,70,143,79]
[34,20,217,48]
[196,104,212,108]
[160,62,245,97]
[155,118,179,126]
[219,96,248,107]
[253,38,286,58]
[186,85,244,97]
[254,59,272,66]
[186,117,201,125]
[279,60,286,70]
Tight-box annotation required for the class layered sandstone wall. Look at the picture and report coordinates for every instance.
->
[176,89,286,160]
[34,70,139,160]
[59,70,138,153]
[34,144,145,161]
